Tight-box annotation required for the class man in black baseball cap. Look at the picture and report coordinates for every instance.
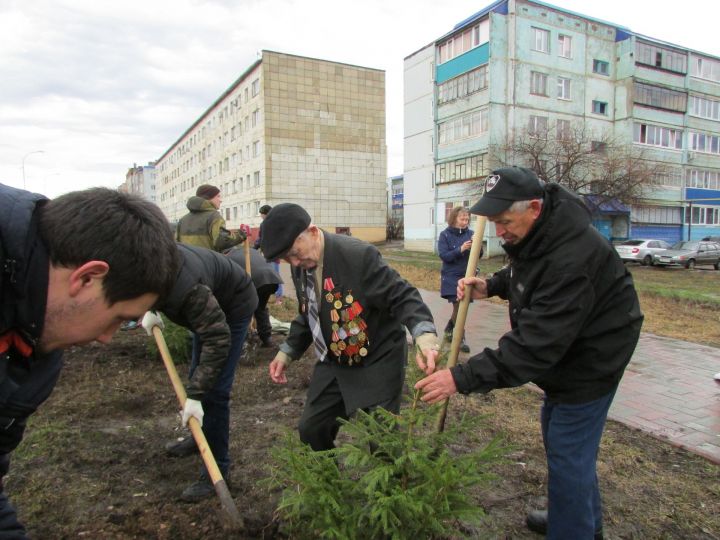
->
[469,166,545,217]
[468,166,546,246]
[416,167,642,539]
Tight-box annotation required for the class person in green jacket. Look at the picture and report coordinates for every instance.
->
[176,184,245,251]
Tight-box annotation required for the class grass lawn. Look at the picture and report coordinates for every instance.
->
[379,243,720,347]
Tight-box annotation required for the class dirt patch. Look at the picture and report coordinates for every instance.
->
[6,303,720,539]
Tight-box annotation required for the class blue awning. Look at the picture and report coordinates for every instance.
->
[584,195,630,215]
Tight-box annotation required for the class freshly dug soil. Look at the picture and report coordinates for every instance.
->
[7,315,719,539]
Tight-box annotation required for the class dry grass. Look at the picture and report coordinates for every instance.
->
[382,247,720,347]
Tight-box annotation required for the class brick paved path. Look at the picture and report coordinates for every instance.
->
[418,290,720,464]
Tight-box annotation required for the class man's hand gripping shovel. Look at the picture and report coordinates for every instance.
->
[141,311,244,530]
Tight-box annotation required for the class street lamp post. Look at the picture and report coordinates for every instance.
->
[22,150,45,190]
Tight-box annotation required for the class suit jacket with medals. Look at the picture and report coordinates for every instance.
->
[280,232,436,414]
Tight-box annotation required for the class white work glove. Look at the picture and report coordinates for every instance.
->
[141,311,164,336]
[182,398,204,427]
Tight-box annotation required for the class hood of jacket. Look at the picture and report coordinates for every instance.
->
[186,196,217,212]
[503,183,591,261]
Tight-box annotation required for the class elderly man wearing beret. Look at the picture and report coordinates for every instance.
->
[260,203,440,451]
[416,167,643,540]
[176,184,245,252]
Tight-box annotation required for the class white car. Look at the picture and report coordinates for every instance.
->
[614,239,671,266]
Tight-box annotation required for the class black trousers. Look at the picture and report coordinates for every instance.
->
[254,284,278,341]
[0,491,27,540]
[297,377,401,451]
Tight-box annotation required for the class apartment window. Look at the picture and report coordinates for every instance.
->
[592,59,610,75]
[438,109,488,145]
[532,27,550,53]
[557,77,571,100]
[687,208,720,225]
[436,153,486,184]
[635,41,687,73]
[633,205,682,225]
[558,34,572,58]
[689,131,720,155]
[251,79,260,97]
[592,100,608,115]
[691,56,720,83]
[529,115,548,137]
[233,206,238,220]
[252,141,260,157]
[530,71,548,96]
[557,119,572,140]
[437,20,489,64]
[252,109,260,127]
[254,201,261,215]
[437,65,488,104]
[633,123,683,149]
[687,169,720,190]
[634,82,687,112]
[253,171,260,186]
[430,207,435,226]
[689,95,720,121]
[591,141,608,153]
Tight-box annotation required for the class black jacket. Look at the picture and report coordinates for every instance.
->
[280,232,436,414]
[159,244,258,399]
[451,184,643,403]
[0,184,64,455]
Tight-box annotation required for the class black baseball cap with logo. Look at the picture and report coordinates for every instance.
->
[469,166,545,216]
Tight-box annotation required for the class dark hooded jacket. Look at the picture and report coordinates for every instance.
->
[176,196,245,252]
[438,225,475,299]
[451,184,643,403]
[0,184,64,455]
[158,244,258,399]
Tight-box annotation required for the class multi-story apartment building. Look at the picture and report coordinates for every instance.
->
[156,50,387,242]
[125,162,157,202]
[404,0,720,254]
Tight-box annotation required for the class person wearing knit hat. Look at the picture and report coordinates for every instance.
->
[261,203,441,451]
[176,184,245,251]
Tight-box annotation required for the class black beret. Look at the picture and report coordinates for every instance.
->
[260,203,311,260]
[469,167,545,216]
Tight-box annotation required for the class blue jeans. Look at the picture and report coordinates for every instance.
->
[541,388,617,539]
[189,313,251,479]
[272,261,283,297]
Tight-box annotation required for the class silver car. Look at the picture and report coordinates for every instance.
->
[614,239,671,266]
[653,241,720,269]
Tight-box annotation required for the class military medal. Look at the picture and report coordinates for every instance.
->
[345,294,353,304]
[325,292,334,303]
[333,299,342,309]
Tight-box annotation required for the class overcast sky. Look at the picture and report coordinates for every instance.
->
[1,0,718,198]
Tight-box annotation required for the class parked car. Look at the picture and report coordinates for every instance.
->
[614,239,671,266]
[652,241,720,269]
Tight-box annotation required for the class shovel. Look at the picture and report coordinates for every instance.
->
[436,214,487,433]
[146,317,244,530]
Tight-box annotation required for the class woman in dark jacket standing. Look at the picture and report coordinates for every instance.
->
[438,206,478,353]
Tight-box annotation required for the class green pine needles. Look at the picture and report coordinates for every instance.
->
[146,314,192,364]
[265,390,507,539]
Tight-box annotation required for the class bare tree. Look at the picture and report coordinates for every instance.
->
[490,123,672,205]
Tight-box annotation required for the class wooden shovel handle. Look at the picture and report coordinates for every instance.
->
[436,215,487,433]
[151,326,243,529]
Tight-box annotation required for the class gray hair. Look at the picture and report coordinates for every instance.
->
[508,199,543,213]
